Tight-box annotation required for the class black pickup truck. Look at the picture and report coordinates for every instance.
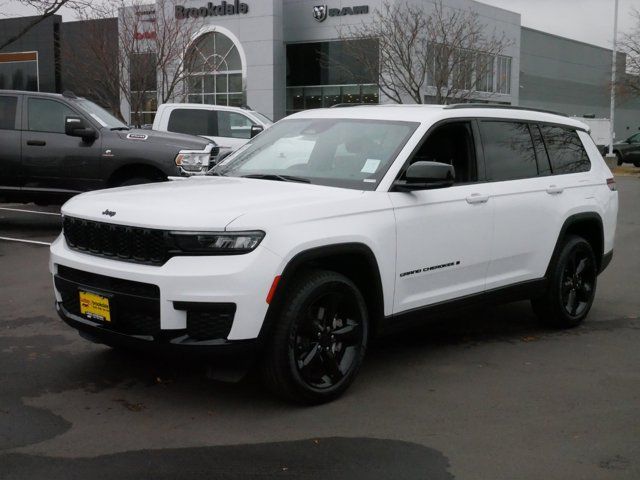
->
[0,90,218,204]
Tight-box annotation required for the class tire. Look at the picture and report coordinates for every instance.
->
[615,152,623,166]
[117,177,155,187]
[261,270,369,404]
[532,235,597,328]
[634,162,640,168]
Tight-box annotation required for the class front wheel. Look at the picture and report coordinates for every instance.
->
[261,270,369,404]
[532,235,597,328]
[117,176,155,187]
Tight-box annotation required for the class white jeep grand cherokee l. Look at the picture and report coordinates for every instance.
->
[50,105,618,403]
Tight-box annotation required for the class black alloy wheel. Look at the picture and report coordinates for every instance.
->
[262,270,369,404]
[292,290,365,390]
[560,247,596,318]
[532,235,597,328]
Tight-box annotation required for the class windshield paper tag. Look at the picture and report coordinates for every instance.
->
[89,113,108,127]
[361,159,381,174]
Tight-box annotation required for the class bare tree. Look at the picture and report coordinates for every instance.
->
[619,8,640,99]
[0,0,91,49]
[60,16,121,117]
[332,0,511,104]
[72,0,202,125]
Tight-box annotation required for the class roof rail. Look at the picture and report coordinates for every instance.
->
[444,103,567,117]
[329,103,369,108]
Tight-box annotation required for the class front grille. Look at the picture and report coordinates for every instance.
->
[56,266,160,336]
[63,216,169,266]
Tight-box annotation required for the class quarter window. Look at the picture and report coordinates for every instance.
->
[540,126,591,174]
[0,96,17,130]
[28,98,75,134]
[480,121,538,181]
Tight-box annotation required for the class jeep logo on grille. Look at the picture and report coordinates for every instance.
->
[102,209,116,217]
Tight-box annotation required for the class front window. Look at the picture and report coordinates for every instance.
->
[215,118,418,191]
[76,99,128,130]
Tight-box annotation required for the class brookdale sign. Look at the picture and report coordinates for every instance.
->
[175,1,249,19]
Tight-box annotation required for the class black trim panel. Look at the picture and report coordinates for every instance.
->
[600,250,613,273]
[57,302,257,357]
[379,278,547,336]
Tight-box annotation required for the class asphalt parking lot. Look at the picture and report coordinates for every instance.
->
[1,176,639,480]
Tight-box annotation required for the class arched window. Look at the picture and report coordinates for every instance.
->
[185,31,244,106]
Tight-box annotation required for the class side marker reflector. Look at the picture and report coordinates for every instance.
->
[266,275,281,304]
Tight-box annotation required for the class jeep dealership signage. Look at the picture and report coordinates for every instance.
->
[312,4,369,22]
[175,1,249,19]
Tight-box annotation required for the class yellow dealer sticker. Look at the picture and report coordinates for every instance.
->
[79,291,111,322]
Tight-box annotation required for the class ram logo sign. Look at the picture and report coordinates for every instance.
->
[313,4,369,22]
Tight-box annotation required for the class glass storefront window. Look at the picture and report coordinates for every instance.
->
[186,31,245,107]
[285,84,379,116]
[362,85,379,104]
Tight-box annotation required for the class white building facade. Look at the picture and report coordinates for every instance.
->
[119,0,521,123]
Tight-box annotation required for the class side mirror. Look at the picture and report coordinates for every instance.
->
[65,116,97,141]
[250,124,264,138]
[393,161,455,191]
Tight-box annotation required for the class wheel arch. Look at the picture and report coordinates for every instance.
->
[107,163,167,187]
[546,212,605,276]
[260,243,386,341]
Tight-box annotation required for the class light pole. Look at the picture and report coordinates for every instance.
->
[608,0,620,157]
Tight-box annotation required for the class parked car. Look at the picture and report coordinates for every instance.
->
[0,90,218,205]
[152,103,272,152]
[51,104,618,404]
[605,132,640,166]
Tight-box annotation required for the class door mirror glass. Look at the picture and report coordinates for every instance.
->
[250,124,264,138]
[394,161,455,191]
[65,116,96,140]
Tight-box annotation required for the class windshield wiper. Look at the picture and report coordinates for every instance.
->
[241,174,311,183]
[110,126,131,131]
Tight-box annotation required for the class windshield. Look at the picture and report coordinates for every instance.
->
[214,118,418,190]
[251,111,273,125]
[76,99,128,130]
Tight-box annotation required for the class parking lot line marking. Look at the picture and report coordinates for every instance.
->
[0,236,52,246]
[0,207,61,216]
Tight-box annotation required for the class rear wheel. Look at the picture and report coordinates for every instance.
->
[532,235,597,328]
[261,270,369,404]
[615,152,623,166]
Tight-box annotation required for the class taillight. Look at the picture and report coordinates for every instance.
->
[606,177,617,191]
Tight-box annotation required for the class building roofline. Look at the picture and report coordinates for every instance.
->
[521,26,616,55]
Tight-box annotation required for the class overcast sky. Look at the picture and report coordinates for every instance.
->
[0,0,637,49]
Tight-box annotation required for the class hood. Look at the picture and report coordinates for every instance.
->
[61,177,363,231]
[117,129,213,150]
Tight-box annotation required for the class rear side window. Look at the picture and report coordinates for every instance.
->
[479,121,538,181]
[0,96,17,130]
[28,98,75,133]
[540,126,591,174]
[167,109,216,137]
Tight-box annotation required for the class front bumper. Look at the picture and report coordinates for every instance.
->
[57,302,257,356]
[50,234,283,345]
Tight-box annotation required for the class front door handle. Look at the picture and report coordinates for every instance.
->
[546,185,564,195]
[466,193,489,204]
[26,140,46,146]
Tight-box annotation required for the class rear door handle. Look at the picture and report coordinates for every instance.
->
[26,140,46,146]
[546,185,564,195]
[466,193,489,204]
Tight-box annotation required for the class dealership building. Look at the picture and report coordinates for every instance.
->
[1,0,639,139]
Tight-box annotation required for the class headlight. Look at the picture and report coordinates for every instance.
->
[171,231,265,254]
[175,152,211,172]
